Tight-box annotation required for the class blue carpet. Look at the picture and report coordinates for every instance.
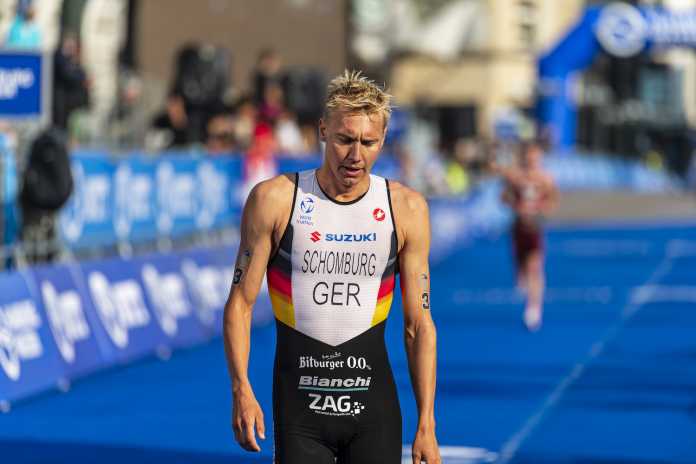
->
[1,223,694,463]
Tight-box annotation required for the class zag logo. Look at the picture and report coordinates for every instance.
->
[310,231,322,242]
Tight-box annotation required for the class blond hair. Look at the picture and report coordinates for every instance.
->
[324,70,392,127]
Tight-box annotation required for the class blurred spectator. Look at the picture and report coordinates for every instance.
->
[52,34,89,130]
[233,95,258,151]
[205,107,237,155]
[687,151,696,194]
[111,68,147,148]
[149,92,191,150]
[276,110,305,155]
[4,0,41,49]
[243,122,278,199]
[259,82,284,126]
[252,48,283,105]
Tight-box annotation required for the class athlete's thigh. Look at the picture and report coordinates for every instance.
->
[338,422,402,464]
[274,428,336,464]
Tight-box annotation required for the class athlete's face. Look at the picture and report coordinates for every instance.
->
[319,110,386,189]
[522,143,542,170]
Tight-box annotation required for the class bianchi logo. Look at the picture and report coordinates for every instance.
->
[0,300,43,381]
[87,272,150,349]
[42,281,90,364]
[595,2,648,57]
[141,265,192,336]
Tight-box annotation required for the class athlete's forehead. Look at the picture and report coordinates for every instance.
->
[325,110,386,136]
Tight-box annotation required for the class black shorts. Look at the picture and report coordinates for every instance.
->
[272,321,402,464]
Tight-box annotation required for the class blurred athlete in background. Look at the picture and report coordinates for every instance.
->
[223,70,440,463]
[491,140,558,331]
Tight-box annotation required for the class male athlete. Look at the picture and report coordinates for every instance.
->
[492,140,558,331]
[223,71,440,464]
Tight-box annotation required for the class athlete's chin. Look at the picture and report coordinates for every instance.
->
[339,169,366,186]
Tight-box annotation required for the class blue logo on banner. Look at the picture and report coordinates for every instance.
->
[0,271,64,402]
[132,252,209,347]
[0,51,42,117]
[60,155,117,247]
[595,3,648,57]
[31,264,112,378]
[80,258,168,362]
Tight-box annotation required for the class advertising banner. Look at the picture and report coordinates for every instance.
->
[0,271,64,403]
[0,50,47,119]
[131,252,209,348]
[60,155,117,248]
[30,264,113,378]
[59,154,245,249]
[79,257,169,363]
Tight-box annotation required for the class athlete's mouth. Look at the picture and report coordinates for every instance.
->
[341,166,363,177]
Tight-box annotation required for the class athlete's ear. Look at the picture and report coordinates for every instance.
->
[318,118,327,142]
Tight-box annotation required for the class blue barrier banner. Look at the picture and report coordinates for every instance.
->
[60,155,117,248]
[30,264,113,378]
[1,135,19,250]
[0,50,44,118]
[178,247,235,334]
[155,156,198,237]
[114,157,158,242]
[544,153,682,192]
[0,271,64,403]
[196,157,244,229]
[58,154,246,248]
[132,252,209,348]
[79,257,169,363]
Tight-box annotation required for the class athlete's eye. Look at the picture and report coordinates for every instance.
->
[362,140,377,147]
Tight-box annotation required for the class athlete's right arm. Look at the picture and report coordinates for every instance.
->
[222,175,292,452]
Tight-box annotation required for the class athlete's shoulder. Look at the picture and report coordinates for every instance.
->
[245,173,296,222]
[248,173,295,204]
[387,180,429,219]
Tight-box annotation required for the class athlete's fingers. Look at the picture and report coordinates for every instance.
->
[232,415,243,442]
[256,411,266,440]
[243,414,261,451]
[412,451,422,464]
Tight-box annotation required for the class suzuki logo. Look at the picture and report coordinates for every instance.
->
[310,231,322,242]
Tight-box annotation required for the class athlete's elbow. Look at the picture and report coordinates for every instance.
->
[223,298,253,328]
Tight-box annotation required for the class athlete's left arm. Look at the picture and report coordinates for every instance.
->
[392,182,441,464]
[542,174,560,215]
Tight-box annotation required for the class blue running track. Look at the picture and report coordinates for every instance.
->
[1,222,695,463]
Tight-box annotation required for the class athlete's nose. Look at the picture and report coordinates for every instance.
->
[346,141,361,163]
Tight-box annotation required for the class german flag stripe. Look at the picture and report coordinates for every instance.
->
[377,274,395,300]
[268,267,292,298]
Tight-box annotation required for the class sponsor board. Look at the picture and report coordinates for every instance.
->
[133,253,208,347]
[80,258,168,362]
[0,271,64,403]
[31,264,111,378]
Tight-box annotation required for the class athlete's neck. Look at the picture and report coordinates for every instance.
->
[315,165,370,203]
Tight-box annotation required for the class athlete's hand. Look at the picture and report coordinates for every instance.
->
[412,428,441,464]
[232,385,266,452]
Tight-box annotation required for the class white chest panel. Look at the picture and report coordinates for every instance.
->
[289,170,394,346]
